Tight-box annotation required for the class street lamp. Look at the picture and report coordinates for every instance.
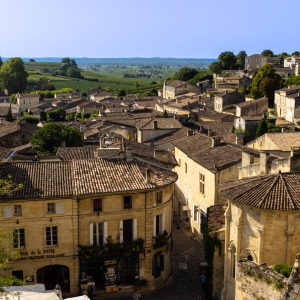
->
[54,284,61,298]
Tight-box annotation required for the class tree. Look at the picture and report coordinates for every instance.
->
[209,62,221,74]
[218,51,237,70]
[292,51,300,56]
[46,108,66,122]
[261,49,274,57]
[0,57,28,94]
[6,105,13,122]
[236,50,247,69]
[29,58,36,62]
[118,89,126,97]
[40,110,47,121]
[21,115,39,125]
[172,67,199,82]
[31,123,83,154]
[286,74,300,87]
[256,118,268,138]
[251,64,282,106]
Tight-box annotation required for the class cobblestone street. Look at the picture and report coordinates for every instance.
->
[96,213,206,300]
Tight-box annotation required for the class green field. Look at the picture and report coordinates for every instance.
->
[25,61,176,94]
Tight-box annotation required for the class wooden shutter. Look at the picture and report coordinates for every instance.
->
[119,220,123,243]
[89,223,94,245]
[2,206,12,218]
[55,202,64,214]
[103,222,108,244]
[133,219,137,240]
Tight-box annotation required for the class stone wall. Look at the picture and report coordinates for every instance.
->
[235,260,285,300]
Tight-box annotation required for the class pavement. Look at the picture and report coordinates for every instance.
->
[95,213,207,300]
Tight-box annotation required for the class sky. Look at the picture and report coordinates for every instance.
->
[1,0,300,59]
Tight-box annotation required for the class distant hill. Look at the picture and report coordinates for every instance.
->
[2,57,216,68]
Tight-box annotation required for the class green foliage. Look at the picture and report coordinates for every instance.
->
[261,49,275,57]
[29,59,36,62]
[272,279,284,290]
[21,115,39,125]
[188,70,213,85]
[0,57,28,94]
[118,89,126,97]
[218,51,237,70]
[256,118,268,138]
[172,67,199,82]
[0,175,23,198]
[31,123,83,155]
[209,62,221,74]
[57,57,83,79]
[273,264,292,278]
[251,64,282,106]
[236,50,247,69]
[40,110,47,121]
[201,223,222,299]
[286,74,300,87]
[6,105,13,122]
[65,113,75,121]
[0,229,24,293]
[46,108,66,122]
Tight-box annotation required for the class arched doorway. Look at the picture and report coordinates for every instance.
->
[37,265,70,293]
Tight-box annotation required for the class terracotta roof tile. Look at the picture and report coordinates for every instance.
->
[220,172,300,210]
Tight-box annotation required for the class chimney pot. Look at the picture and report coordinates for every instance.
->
[153,120,158,129]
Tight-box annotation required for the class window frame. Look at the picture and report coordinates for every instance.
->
[93,198,103,213]
[156,191,162,205]
[199,173,205,194]
[46,226,58,246]
[13,228,25,249]
[47,203,56,214]
[91,222,104,246]
[123,195,132,209]
[14,205,22,216]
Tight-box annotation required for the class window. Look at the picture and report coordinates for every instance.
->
[152,253,164,278]
[46,226,58,246]
[12,270,23,281]
[47,203,55,214]
[119,219,137,243]
[154,213,165,237]
[47,202,64,214]
[93,199,103,213]
[14,205,22,216]
[194,206,198,221]
[231,244,236,278]
[200,210,207,233]
[199,173,205,194]
[178,158,181,167]
[124,196,132,209]
[185,163,187,173]
[90,222,104,246]
[156,191,162,205]
[13,229,25,248]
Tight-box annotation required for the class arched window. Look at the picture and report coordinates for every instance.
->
[230,244,236,278]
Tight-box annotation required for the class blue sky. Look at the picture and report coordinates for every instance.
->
[1,0,299,59]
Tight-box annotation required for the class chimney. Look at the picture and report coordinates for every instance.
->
[153,120,158,129]
[199,125,204,133]
[211,136,220,147]
[259,152,269,174]
[61,141,66,147]
[207,128,212,137]
[145,168,151,183]
[242,151,254,167]
[187,130,194,137]
[236,135,244,145]
[126,147,133,162]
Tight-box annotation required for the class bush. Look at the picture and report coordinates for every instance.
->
[273,264,292,278]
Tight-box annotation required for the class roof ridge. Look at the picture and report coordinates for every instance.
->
[257,175,279,208]
[280,173,298,209]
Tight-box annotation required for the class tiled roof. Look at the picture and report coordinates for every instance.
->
[207,205,225,231]
[173,133,242,171]
[0,147,13,161]
[220,172,300,211]
[195,108,235,122]
[137,118,182,130]
[0,122,38,138]
[0,159,177,199]
[167,80,187,88]
[0,161,72,199]
[56,147,96,161]
[265,132,300,151]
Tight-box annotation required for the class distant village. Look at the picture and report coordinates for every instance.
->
[0,52,300,300]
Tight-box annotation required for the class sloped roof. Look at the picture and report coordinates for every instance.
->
[265,132,300,151]
[220,172,300,210]
[137,118,182,130]
[0,158,177,199]
[173,133,242,171]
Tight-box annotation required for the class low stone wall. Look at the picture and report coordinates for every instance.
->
[236,260,286,300]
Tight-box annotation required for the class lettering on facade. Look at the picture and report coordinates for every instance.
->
[19,249,64,261]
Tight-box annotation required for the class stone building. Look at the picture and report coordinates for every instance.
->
[214,91,245,113]
[172,132,243,234]
[0,156,177,296]
[220,172,300,300]
[245,54,280,71]
[16,93,40,113]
